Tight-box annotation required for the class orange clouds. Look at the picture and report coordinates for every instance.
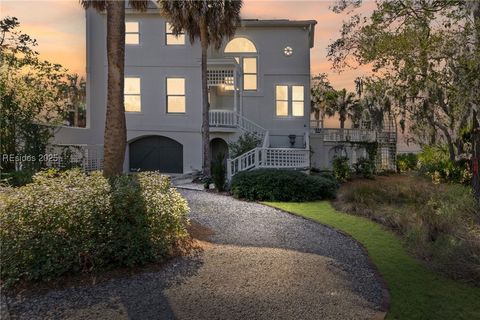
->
[1,0,374,90]
[1,0,86,75]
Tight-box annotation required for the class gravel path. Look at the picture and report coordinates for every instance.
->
[6,189,385,320]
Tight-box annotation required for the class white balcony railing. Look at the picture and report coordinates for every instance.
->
[314,128,377,142]
[209,109,267,141]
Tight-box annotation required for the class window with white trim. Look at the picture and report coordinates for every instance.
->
[126,22,139,45]
[243,57,257,91]
[275,85,305,117]
[275,85,289,117]
[224,37,258,91]
[167,78,186,113]
[166,22,185,45]
[292,85,305,116]
[124,77,141,112]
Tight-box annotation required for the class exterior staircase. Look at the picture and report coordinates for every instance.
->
[209,110,310,180]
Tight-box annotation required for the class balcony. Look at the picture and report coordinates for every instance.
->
[209,110,267,140]
[312,126,377,143]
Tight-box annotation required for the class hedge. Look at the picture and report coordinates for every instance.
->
[231,169,338,202]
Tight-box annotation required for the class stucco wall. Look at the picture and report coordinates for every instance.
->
[54,10,315,174]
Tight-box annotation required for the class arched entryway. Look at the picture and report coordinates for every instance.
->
[129,136,183,173]
[210,138,228,167]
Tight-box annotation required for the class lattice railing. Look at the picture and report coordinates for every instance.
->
[45,144,103,172]
[227,147,310,179]
[207,69,235,86]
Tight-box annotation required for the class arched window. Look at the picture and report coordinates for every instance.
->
[224,37,258,91]
[224,37,257,53]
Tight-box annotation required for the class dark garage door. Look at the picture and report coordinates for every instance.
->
[129,136,183,173]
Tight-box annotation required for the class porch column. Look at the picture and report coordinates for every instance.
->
[234,69,238,113]
[240,77,244,116]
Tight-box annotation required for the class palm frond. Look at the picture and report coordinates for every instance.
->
[80,0,106,11]
[159,0,242,49]
[129,0,149,12]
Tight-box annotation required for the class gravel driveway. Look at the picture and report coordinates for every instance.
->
[6,189,385,320]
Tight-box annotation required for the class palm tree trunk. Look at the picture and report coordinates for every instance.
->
[200,19,211,176]
[103,1,127,178]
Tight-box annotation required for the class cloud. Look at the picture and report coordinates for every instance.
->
[1,0,375,89]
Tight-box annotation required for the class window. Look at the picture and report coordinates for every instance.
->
[125,77,141,112]
[292,86,304,116]
[276,85,289,117]
[167,78,186,113]
[224,37,258,91]
[275,85,305,117]
[243,57,257,91]
[166,22,185,45]
[224,38,257,53]
[126,22,139,45]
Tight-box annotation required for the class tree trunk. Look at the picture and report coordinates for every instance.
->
[200,19,211,176]
[103,1,127,178]
[339,113,345,129]
[472,109,480,202]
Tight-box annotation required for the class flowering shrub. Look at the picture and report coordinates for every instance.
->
[0,169,189,286]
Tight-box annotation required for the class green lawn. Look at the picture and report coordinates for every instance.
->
[265,201,480,320]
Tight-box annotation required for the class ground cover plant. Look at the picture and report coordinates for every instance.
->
[267,201,480,320]
[231,169,338,201]
[334,175,480,284]
[0,169,190,287]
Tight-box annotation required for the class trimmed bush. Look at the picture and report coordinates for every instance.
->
[0,169,189,286]
[231,169,338,202]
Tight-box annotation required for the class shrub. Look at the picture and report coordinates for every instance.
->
[396,153,418,172]
[231,169,338,201]
[0,169,189,286]
[0,169,34,186]
[418,145,471,184]
[332,156,350,182]
[335,175,480,283]
[228,132,262,158]
[353,157,376,179]
[211,153,226,192]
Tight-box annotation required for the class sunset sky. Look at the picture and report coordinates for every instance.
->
[0,0,373,91]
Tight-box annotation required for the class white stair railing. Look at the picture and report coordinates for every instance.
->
[227,146,310,180]
[209,110,267,142]
[208,110,310,180]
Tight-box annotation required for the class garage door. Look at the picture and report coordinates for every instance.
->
[129,136,183,173]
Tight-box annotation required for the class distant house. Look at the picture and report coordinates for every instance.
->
[53,4,396,177]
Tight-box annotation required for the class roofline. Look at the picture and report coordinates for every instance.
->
[240,19,317,28]
[122,8,317,48]
[239,19,317,48]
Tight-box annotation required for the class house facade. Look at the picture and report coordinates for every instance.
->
[53,5,396,177]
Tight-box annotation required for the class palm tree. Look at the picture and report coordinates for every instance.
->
[310,73,336,128]
[80,0,148,177]
[160,0,242,176]
[333,89,358,129]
